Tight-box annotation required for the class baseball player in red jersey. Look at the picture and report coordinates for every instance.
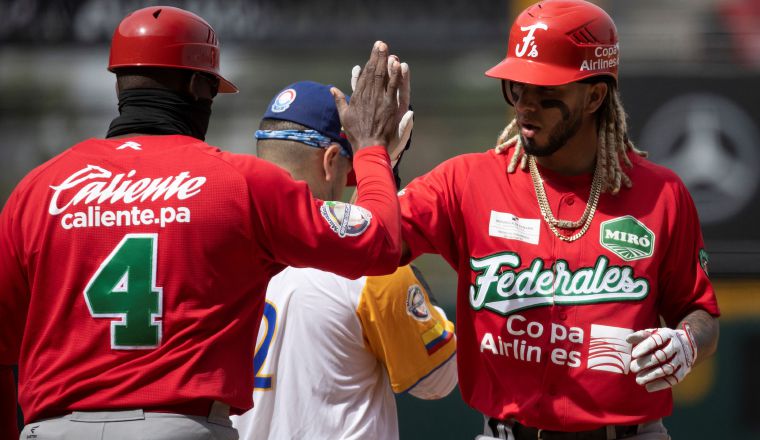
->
[397,1,720,439]
[0,6,406,440]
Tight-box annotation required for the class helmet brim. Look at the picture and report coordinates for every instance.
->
[485,57,615,87]
[109,62,239,94]
[218,77,238,94]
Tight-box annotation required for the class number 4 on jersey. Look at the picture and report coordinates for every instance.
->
[84,234,163,349]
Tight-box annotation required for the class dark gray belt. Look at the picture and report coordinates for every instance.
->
[487,418,639,440]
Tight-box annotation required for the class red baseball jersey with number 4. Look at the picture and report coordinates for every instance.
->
[399,148,719,431]
[0,135,400,424]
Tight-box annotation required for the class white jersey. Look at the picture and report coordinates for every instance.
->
[232,265,457,440]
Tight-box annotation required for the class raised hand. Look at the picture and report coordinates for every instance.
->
[350,55,413,167]
[331,41,402,155]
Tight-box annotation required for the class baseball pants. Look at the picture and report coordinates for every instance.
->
[19,402,237,440]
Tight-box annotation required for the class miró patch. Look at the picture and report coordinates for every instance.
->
[600,216,655,261]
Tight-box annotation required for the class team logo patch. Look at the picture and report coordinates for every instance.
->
[406,284,430,321]
[320,201,372,237]
[600,216,655,261]
[699,248,710,277]
[271,88,297,113]
[588,324,633,374]
[514,23,548,58]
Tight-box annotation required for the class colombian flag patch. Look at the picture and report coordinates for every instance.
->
[422,322,453,355]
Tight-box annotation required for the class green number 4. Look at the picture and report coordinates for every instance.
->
[84,234,163,349]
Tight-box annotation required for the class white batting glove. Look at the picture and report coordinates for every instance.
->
[626,324,697,393]
[351,59,413,168]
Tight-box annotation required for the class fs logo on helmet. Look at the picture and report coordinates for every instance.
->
[515,23,548,58]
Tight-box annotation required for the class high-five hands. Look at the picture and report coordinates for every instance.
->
[626,324,698,393]
[350,56,413,168]
[331,41,403,157]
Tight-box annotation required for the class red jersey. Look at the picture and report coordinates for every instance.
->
[0,135,401,424]
[399,149,719,431]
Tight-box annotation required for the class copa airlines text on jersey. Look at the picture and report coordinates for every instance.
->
[48,165,206,230]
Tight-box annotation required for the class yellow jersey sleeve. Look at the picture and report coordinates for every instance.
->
[356,265,456,393]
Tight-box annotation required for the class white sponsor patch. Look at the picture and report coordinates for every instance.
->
[488,211,540,245]
[320,201,372,237]
[588,324,633,374]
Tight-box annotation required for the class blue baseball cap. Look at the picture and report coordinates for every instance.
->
[259,81,352,157]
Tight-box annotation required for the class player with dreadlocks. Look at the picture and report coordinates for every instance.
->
[396,1,719,438]
[495,81,647,196]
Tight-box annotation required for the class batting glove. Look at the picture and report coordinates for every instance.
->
[626,324,698,393]
[351,59,413,168]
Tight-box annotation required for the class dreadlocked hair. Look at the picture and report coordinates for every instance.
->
[494,80,647,195]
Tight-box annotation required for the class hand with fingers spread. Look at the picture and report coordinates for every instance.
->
[626,324,698,393]
[331,41,403,156]
[350,56,413,168]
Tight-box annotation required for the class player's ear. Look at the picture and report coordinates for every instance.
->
[187,72,217,101]
[584,81,608,115]
[323,144,343,183]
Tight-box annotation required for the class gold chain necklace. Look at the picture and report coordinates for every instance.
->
[528,155,602,242]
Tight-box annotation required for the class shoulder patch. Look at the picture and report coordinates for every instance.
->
[320,201,372,237]
[699,248,710,277]
[405,284,431,321]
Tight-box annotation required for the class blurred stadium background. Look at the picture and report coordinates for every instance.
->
[1,0,758,437]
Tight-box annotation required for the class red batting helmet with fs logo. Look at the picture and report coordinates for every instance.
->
[486,0,619,86]
[108,6,238,93]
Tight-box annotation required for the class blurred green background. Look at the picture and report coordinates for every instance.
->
[2,0,759,437]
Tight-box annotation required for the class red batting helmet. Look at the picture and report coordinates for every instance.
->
[108,6,238,93]
[486,0,619,87]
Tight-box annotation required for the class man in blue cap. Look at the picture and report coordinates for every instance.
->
[231,80,458,440]
[255,81,356,201]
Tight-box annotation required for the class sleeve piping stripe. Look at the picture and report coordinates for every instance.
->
[397,351,457,395]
